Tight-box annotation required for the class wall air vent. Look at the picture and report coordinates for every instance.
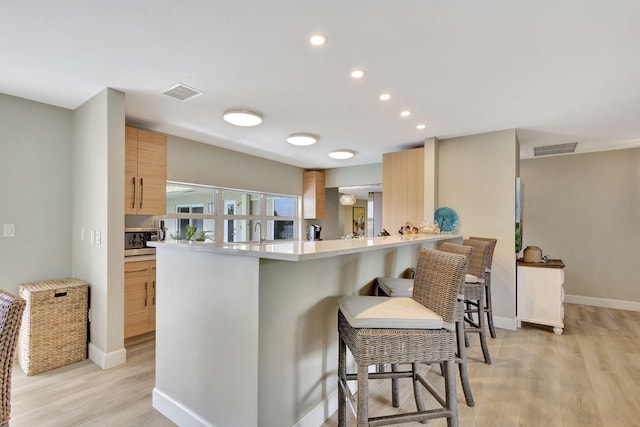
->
[533,142,578,157]
[163,83,204,101]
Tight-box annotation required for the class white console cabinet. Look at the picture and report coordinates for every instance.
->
[517,259,565,335]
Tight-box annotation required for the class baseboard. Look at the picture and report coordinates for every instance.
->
[565,294,640,312]
[293,389,339,427]
[493,315,518,331]
[153,388,215,427]
[88,342,126,369]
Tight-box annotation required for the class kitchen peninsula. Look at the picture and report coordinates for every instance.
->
[150,233,461,427]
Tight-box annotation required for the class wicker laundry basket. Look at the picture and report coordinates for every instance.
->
[17,278,89,375]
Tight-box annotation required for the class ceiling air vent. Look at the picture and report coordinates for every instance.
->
[533,142,578,157]
[163,83,204,101]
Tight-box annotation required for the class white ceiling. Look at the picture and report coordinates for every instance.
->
[2,1,640,169]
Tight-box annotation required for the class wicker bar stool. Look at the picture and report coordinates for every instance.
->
[375,242,475,407]
[0,291,26,426]
[468,237,498,338]
[460,238,492,365]
[338,248,469,427]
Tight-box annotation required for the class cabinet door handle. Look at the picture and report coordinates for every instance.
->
[131,177,136,209]
[126,267,149,273]
[139,177,144,209]
[144,281,148,306]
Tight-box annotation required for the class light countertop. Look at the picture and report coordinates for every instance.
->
[149,233,461,262]
[123,254,156,263]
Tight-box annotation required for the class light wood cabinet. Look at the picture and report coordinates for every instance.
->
[303,170,325,219]
[382,147,424,232]
[124,260,156,338]
[125,126,166,215]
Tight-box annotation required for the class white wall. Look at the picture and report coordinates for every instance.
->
[167,134,302,196]
[438,129,519,328]
[72,88,126,368]
[520,148,640,306]
[0,90,126,369]
[324,163,382,188]
[0,93,73,294]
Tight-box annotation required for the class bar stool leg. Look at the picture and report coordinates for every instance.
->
[338,334,346,427]
[357,364,369,427]
[412,362,426,413]
[485,283,496,338]
[456,317,475,406]
[391,363,400,407]
[444,360,459,427]
[477,292,492,365]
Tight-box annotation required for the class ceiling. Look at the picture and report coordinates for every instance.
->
[2,1,640,169]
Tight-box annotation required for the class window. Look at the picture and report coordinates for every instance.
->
[221,190,260,243]
[165,183,216,241]
[267,195,296,240]
[164,182,299,243]
[176,204,204,240]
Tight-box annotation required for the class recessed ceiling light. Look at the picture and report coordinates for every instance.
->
[400,110,411,117]
[329,149,355,160]
[350,69,366,79]
[309,34,328,46]
[379,93,391,101]
[416,124,426,130]
[286,133,318,146]
[222,109,263,127]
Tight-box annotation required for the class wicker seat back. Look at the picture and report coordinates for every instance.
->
[462,239,491,278]
[412,247,470,328]
[468,237,497,271]
[0,291,26,425]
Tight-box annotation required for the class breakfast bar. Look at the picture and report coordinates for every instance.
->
[150,234,461,427]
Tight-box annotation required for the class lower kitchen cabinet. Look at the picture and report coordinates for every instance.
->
[517,259,565,335]
[124,260,156,338]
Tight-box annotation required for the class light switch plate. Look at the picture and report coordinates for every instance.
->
[3,224,15,237]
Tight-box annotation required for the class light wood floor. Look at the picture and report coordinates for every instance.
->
[9,336,175,427]
[6,304,640,426]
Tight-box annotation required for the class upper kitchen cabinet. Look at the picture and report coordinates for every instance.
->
[303,170,325,219]
[382,147,424,232]
[125,126,167,215]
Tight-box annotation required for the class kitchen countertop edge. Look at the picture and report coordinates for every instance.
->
[149,233,462,262]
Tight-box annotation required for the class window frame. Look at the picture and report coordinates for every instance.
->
[165,181,299,243]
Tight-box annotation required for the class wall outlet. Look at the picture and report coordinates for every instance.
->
[95,231,101,244]
[3,224,15,238]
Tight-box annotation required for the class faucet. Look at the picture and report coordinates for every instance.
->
[254,221,264,244]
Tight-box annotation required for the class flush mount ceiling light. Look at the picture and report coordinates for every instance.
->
[416,124,426,130]
[309,34,328,46]
[379,93,391,101]
[222,109,263,127]
[329,149,355,160]
[350,69,366,79]
[400,110,411,117]
[286,133,318,146]
[339,194,357,206]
